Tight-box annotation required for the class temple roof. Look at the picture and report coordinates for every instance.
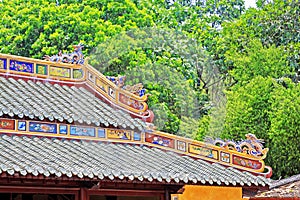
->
[0,133,270,187]
[0,77,146,131]
[0,52,272,190]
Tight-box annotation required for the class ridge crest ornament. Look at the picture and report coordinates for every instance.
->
[205,133,269,159]
[44,43,85,65]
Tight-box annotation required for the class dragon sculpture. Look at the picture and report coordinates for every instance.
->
[44,44,146,97]
[205,134,269,159]
[43,43,85,65]
[106,75,146,97]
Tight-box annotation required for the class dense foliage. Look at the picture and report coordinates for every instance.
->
[214,0,300,179]
[0,0,299,179]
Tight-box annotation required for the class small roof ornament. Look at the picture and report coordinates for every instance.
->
[43,43,85,65]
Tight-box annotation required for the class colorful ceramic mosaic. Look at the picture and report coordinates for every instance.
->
[70,126,95,137]
[233,155,262,169]
[73,69,84,79]
[49,66,70,78]
[44,43,85,65]
[189,144,218,160]
[17,121,26,131]
[107,129,131,140]
[0,119,15,130]
[29,122,57,134]
[106,75,126,87]
[123,83,146,97]
[98,129,106,138]
[220,151,230,163]
[145,133,175,148]
[36,64,48,75]
[177,141,186,152]
[119,93,145,110]
[96,78,108,93]
[133,132,141,141]
[59,125,68,134]
[10,60,33,73]
[108,87,116,99]
[0,58,6,70]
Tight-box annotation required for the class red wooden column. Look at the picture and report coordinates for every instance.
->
[80,188,89,200]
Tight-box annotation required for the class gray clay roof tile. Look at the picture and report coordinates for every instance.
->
[0,78,146,131]
[0,134,270,187]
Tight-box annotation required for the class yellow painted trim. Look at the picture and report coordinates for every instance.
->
[0,53,85,82]
[0,118,267,173]
[85,64,148,101]
[0,118,265,173]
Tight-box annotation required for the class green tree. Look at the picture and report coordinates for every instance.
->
[213,0,300,76]
[225,39,291,84]
[90,28,211,135]
[268,79,300,178]
[222,76,300,179]
[222,76,274,140]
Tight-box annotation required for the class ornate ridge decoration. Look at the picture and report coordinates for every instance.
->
[43,43,85,65]
[123,83,146,97]
[43,44,147,97]
[0,118,272,177]
[205,134,269,159]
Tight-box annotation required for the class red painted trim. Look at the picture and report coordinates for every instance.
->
[87,189,165,196]
[0,186,80,194]
[259,166,272,178]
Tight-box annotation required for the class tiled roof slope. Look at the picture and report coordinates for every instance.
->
[0,77,145,131]
[255,174,300,198]
[0,134,270,187]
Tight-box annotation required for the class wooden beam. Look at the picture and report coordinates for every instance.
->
[0,186,80,195]
[87,189,165,197]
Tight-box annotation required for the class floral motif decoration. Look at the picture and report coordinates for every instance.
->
[0,119,15,130]
[233,155,262,169]
[10,60,33,73]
